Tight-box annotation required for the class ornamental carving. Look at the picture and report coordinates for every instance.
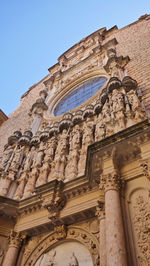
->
[22,226,99,266]
[9,230,25,249]
[131,192,150,266]
[100,172,120,192]
[42,181,66,223]
[140,160,150,181]
[96,201,105,221]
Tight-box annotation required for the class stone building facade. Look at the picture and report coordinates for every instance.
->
[0,15,150,266]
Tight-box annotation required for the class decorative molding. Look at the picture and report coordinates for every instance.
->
[23,226,100,266]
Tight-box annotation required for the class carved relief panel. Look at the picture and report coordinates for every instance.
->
[128,188,150,266]
[35,241,93,266]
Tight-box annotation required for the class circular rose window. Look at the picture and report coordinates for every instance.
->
[54,76,107,116]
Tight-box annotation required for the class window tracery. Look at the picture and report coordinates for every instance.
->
[54,76,107,116]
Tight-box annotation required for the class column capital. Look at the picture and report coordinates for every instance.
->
[9,231,25,249]
[100,172,122,192]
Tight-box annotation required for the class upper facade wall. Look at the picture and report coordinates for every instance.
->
[0,15,150,156]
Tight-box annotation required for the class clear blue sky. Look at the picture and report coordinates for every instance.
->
[0,0,150,115]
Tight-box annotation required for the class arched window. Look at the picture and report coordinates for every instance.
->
[54,76,107,116]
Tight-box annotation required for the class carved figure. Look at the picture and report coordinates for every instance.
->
[111,89,126,131]
[65,125,81,180]
[69,125,81,151]
[14,147,36,199]
[22,144,44,198]
[82,118,94,151]
[78,118,94,176]
[23,146,35,171]
[127,90,145,122]
[95,113,105,141]
[111,89,124,112]
[102,101,114,136]
[0,145,13,171]
[49,129,69,180]
[69,253,79,266]
[23,167,39,198]
[36,138,57,186]
[10,146,24,171]
[127,90,141,111]
[32,142,45,168]
[45,136,57,163]
[109,61,123,79]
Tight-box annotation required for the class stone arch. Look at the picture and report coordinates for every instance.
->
[23,226,100,266]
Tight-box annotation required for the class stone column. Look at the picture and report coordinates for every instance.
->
[103,172,127,266]
[3,231,24,266]
[96,201,107,266]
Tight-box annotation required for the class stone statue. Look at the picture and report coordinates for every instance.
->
[69,125,81,151]
[0,145,13,171]
[45,136,57,163]
[36,137,57,186]
[95,113,105,142]
[49,129,69,181]
[111,89,126,131]
[69,253,79,266]
[32,142,45,169]
[78,118,94,176]
[127,90,145,122]
[14,147,36,200]
[111,89,124,112]
[82,118,94,152]
[109,61,123,79]
[23,146,35,172]
[65,125,81,180]
[10,146,24,172]
[22,144,44,198]
[102,100,114,136]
